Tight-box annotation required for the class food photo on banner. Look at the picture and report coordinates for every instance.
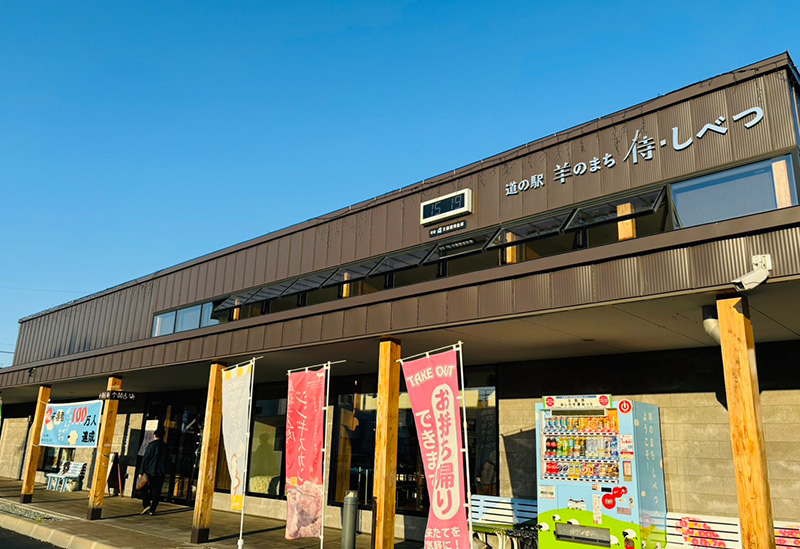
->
[221,359,254,511]
[285,367,327,540]
[401,346,471,549]
[39,400,103,447]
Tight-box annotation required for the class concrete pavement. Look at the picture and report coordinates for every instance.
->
[0,478,419,549]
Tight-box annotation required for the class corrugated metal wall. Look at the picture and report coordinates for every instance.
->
[10,61,800,369]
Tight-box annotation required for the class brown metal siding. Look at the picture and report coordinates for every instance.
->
[265,241,280,285]
[288,232,304,278]
[188,339,203,361]
[750,227,800,277]
[222,255,237,296]
[254,243,269,288]
[638,248,693,295]
[594,257,640,303]
[369,204,388,257]
[447,286,478,323]
[246,326,265,352]
[476,167,500,228]
[764,71,797,151]
[366,303,392,335]
[418,293,447,326]
[326,219,343,270]
[231,330,248,355]
[301,316,322,344]
[571,134,602,204]
[300,229,316,275]
[691,237,750,288]
[355,210,372,261]
[282,319,302,346]
[391,297,418,331]
[163,342,177,364]
[514,272,551,313]
[340,214,357,265]
[175,340,189,363]
[242,247,257,290]
[264,323,282,349]
[313,224,330,272]
[597,122,631,196]
[385,199,403,252]
[479,280,514,318]
[321,311,344,341]
[401,193,421,248]
[551,266,593,309]
[343,308,367,338]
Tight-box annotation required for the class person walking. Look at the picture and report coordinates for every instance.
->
[140,426,169,516]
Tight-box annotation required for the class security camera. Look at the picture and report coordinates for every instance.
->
[731,254,772,292]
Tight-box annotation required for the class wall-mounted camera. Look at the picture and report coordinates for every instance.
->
[731,254,772,292]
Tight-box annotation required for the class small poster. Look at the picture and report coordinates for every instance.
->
[39,400,103,448]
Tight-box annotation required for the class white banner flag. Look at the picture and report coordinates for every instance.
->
[221,360,254,511]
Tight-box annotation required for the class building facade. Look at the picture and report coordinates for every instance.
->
[1,53,800,538]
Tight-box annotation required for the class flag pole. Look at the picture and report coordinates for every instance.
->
[456,341,474,546]
[319,361,333,549]
[237,358,256,549]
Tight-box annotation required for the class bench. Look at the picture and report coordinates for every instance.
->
[665,512,800,548]
[46,461,87,492]
[471,495,538,548]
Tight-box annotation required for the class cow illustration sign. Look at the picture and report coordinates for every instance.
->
[39,400,103,448]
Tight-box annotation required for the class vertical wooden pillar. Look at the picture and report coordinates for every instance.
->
[191,363,226,544]
[716,295,775,549]
[617,203,636,241]
[373,338,401,549]
[87,376,123,520]
[20,385,51,503]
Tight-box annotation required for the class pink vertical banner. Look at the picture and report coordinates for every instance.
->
[402,349,470,549]
[285,368,327,540]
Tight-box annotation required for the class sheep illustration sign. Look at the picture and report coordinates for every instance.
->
[39,400,102,448]
[535,398,667,548]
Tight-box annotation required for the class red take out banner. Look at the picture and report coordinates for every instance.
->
[285,368,327,540]
[402,349,470,549]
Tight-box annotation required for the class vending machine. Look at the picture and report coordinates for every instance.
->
[535,395,666,549]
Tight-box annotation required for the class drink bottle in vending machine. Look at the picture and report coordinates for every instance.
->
[535,395,666,549]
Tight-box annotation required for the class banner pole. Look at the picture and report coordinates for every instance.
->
[319,361,332,549]
[456,341,474,547]
[237,358,256,549]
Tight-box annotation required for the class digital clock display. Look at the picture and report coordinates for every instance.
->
[419,189,473,226]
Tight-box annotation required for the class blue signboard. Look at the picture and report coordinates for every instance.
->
[39,400,103,448]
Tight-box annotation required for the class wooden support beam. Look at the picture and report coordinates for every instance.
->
[716,295,775,549]
[772,159,792,209]
[373,337,401,549]
[20,385,51,503]
[617,203,636,241]
[87,376,123,520]
[191,362,226,544]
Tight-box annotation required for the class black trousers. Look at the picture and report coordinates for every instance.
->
[142,474,165,513]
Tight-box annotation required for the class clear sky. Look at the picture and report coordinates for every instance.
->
[1,1,799,366]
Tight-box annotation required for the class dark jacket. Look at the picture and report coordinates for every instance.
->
[141,439,169,476]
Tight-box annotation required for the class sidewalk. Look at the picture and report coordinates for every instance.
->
[0,478,419,549]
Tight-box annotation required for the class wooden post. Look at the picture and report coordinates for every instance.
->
[617,203,636,241]
[20,385,51,503]
[87,376,123,520]
[716,295,776,549]
[191,363,226,544]
[373,338,401,549]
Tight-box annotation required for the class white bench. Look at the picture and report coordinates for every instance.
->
[471,495,538,548]
[665,512,800,548]
[45,461,87,492]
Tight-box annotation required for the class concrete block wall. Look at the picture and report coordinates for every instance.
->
[0,418,30,479]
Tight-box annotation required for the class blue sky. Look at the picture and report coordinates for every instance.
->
[1,1,799,366]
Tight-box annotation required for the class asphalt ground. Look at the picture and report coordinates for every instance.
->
[0,527,59,548]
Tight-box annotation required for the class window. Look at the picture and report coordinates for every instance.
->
[175,305,202,332]
[152,311,176,337]
[328,370,498,513]
[200,302,220,327]
[248,388,287,497]
[672,155,797,228]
